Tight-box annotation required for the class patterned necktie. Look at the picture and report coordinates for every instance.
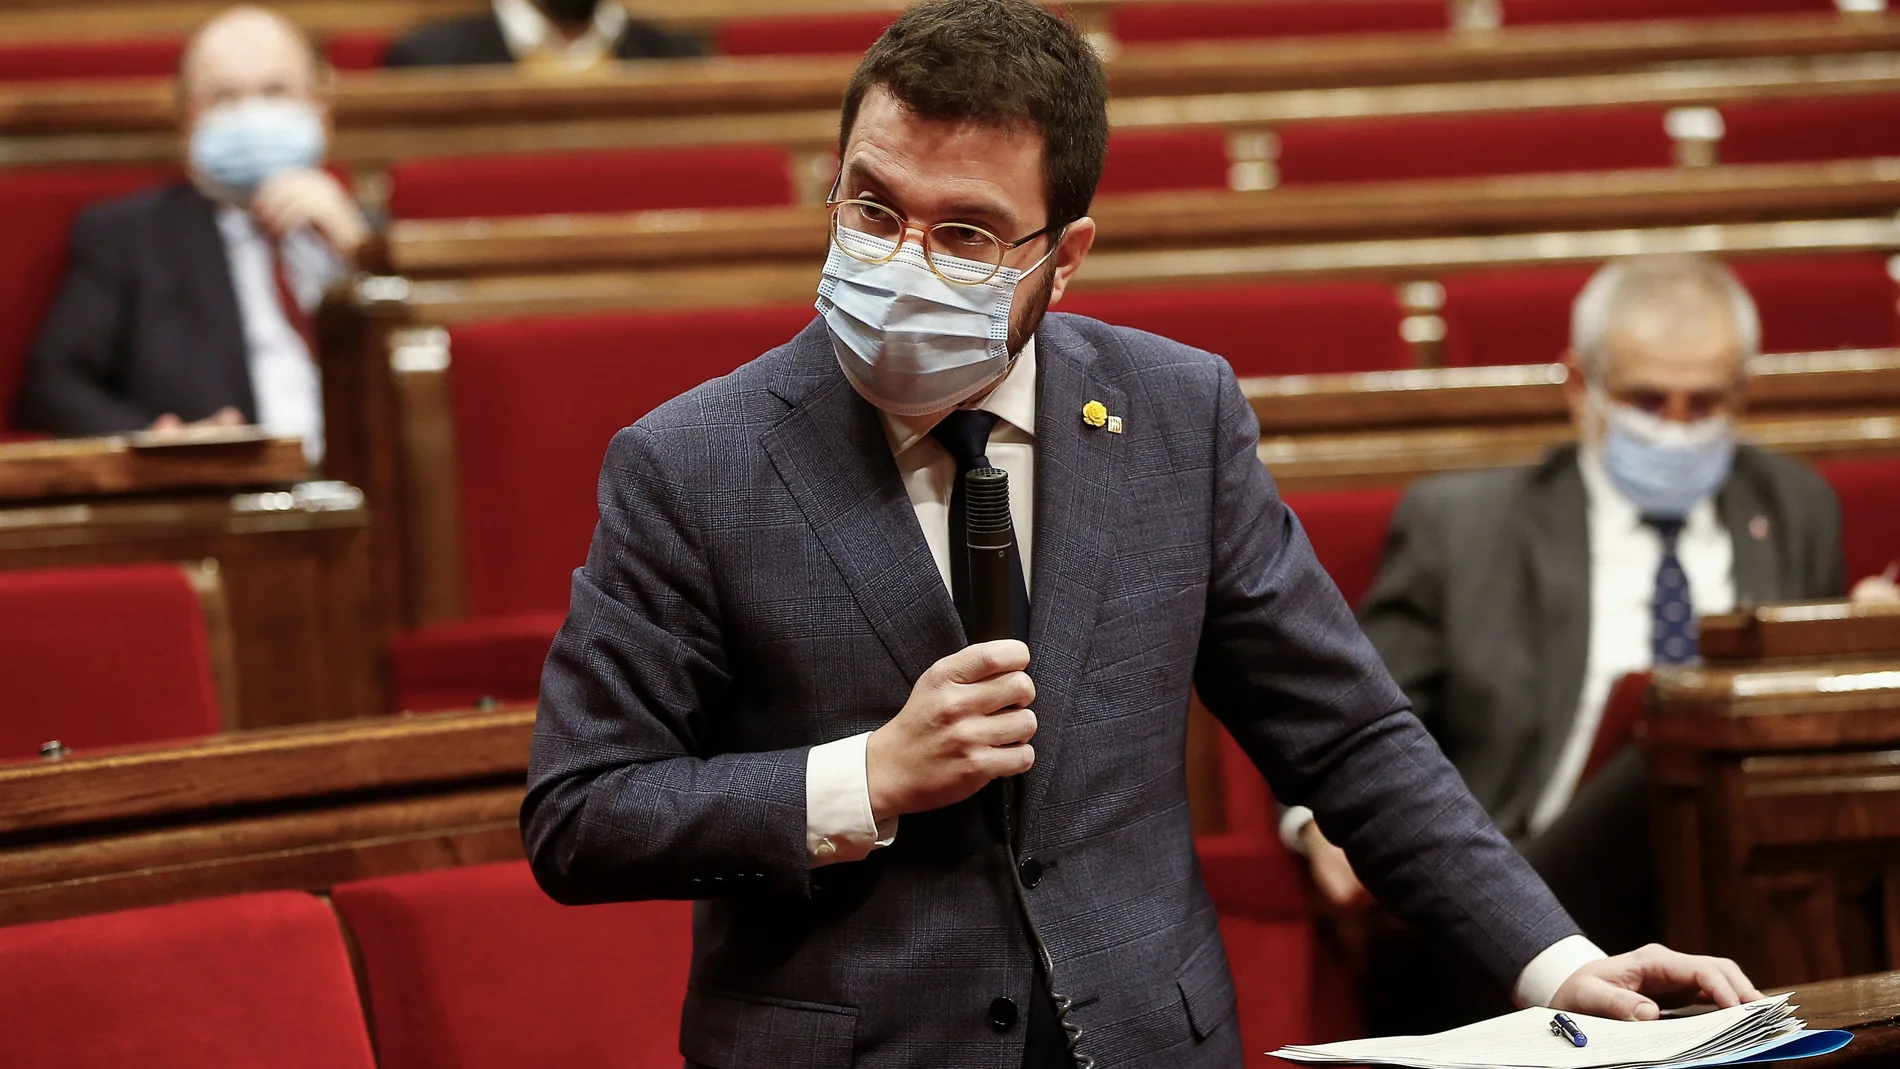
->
[930,409,1031,642]
[1648,517,1697,665]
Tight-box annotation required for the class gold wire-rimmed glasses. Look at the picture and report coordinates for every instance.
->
[827,197,1061,286]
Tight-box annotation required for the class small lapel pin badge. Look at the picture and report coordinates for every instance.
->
[1082,400,1124,433]
[1749,515,1771,542]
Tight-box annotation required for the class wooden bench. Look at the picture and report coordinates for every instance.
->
[0,707,531,927]
[0,432,383,727]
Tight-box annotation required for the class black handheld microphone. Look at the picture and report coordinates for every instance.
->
[962,467,1023,847]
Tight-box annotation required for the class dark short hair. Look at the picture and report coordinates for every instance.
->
[838,0,1110,230]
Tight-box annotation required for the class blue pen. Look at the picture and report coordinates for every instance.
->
[1550,1013,1588,1048]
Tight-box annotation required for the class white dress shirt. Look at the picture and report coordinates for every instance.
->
[493,0,629,68]
[799,340,1605,1005]
[1525,448,1735,835]
[214,207,340,464]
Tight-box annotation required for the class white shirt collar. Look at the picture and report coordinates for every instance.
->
[491,0,628,61]
[1577,442,1722,538]
[879,340,1039,457]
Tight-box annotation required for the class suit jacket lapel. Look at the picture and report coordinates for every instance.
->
[1719,450,1781,605]
[169,187,256,418]
[1517,446,1592,818]
[1019,318,1127,837]
[761,321,963,686]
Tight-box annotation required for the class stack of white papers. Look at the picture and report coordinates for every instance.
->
[1272,995,1853,1069]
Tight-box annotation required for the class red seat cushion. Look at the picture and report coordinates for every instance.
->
[1501,0,1832,25]
[1820,456,1900,586]
[387,611,565,713]
[0,166,177,431]
[0,38,183,81]
[449,305,815,616]
[1716,97,1900,166]
[0,563,222,760]
[1098,131,1233,196]
[0,892,375,1068]
[332,861,692,1069]
[387,145,796,220]
[718,13,897,55]
[1277,106,1672,186]
[1112,0,1446,43]
[1061,282,1412,376]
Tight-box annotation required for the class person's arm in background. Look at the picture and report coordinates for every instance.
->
[15,209,156,435]
[1195,367,1756,1017]
[1279,484,1449,912]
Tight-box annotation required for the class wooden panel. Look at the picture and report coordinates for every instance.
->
[0,489,382,727]
[0,433,308,503]
[180,557,242,730]
[1702,600,1900,663]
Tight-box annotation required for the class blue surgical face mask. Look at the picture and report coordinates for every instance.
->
[189,98,327,199]
[816,228,1054,416]
[1592,387,1736,519]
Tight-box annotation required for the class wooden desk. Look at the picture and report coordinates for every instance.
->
[1787,971,1900,1065]
[0,437,382,727]
[0,708,532,927]
[1647,602,1900,987]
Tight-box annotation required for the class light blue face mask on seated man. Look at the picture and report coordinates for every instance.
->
[817,227,1056,416]
[1591,387,1737,519]
[189,98,328,199]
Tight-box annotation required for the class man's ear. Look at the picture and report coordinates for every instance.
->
[1046,216,1097,307]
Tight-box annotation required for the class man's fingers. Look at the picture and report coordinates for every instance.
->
[978,708,1037,747]
[977,742,1035,778]
[959,670,1035,717]
[1721,959,1763,1003]
[940,639,1030,685]
[1592,981,1660,1022]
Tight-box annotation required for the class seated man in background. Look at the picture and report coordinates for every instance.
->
[383,0,704,71]
[16,5,367,463]
[1288,253,1854,1028]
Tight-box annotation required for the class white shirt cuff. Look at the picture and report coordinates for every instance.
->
[1515,934,1609,1008]
[1278,805,1316,854]
[805,731,898,868]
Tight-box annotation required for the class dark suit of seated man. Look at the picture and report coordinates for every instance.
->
[523,6,1769,1067]
[1284,253,1854,1032]
[383,0,703,70]
[16,5,370,465]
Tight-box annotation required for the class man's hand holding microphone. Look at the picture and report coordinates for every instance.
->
[865,639,1037,823]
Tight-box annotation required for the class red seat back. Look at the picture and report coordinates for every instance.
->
[1060,282,1412,376]
[1501,0,1832,25]
[323,31,393,70]
[1820,456,1900,585]
[1098,130,1233,196]
[0,38,183,81]
[1284,486,1407,609]
[448,305,815,616]
[0,563,222,760]
[1716,97,1900,166]
[1438,265,1598,367]
[0,167,177,430]
[1277,106,1673,186]
[387,145,797,220]
[1111,0,1446,43]
[718,12,897,55]
[0,892,376,1069]
[332,861,693,1069]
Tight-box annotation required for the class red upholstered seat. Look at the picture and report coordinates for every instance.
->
[1820,456,1900,585]
[0,563,222,760]
[386,145,797,220]
[718,12,897,55]
[1715,97,1900,166]
[388,611,564,712]
[332,861,692,1069]
[1059,282,1412,377]
[1284,486,1406,608]
[1097,131,1233,196]
[0,892,376,1068]
[1733,255,1900,354]
[1276,106,1673,186]
[0,38,183,81]
[0,166,176,431]
[323,31,393,70]
[1501,0,1832,25]
[1438,265,1597,367]
[1111,0,1446,43]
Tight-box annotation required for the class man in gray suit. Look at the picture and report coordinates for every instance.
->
[1287,254,1844,1029]
[524,6,1760,1066]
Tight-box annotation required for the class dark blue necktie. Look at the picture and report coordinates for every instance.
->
[1647,517,1697,665]
[931,409,1031,642]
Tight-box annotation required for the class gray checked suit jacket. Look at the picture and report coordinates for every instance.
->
[524,314,1581,1068]
[1358,444,1844,843]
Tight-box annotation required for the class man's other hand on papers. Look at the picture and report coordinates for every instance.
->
[1552,944,1763,1021]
